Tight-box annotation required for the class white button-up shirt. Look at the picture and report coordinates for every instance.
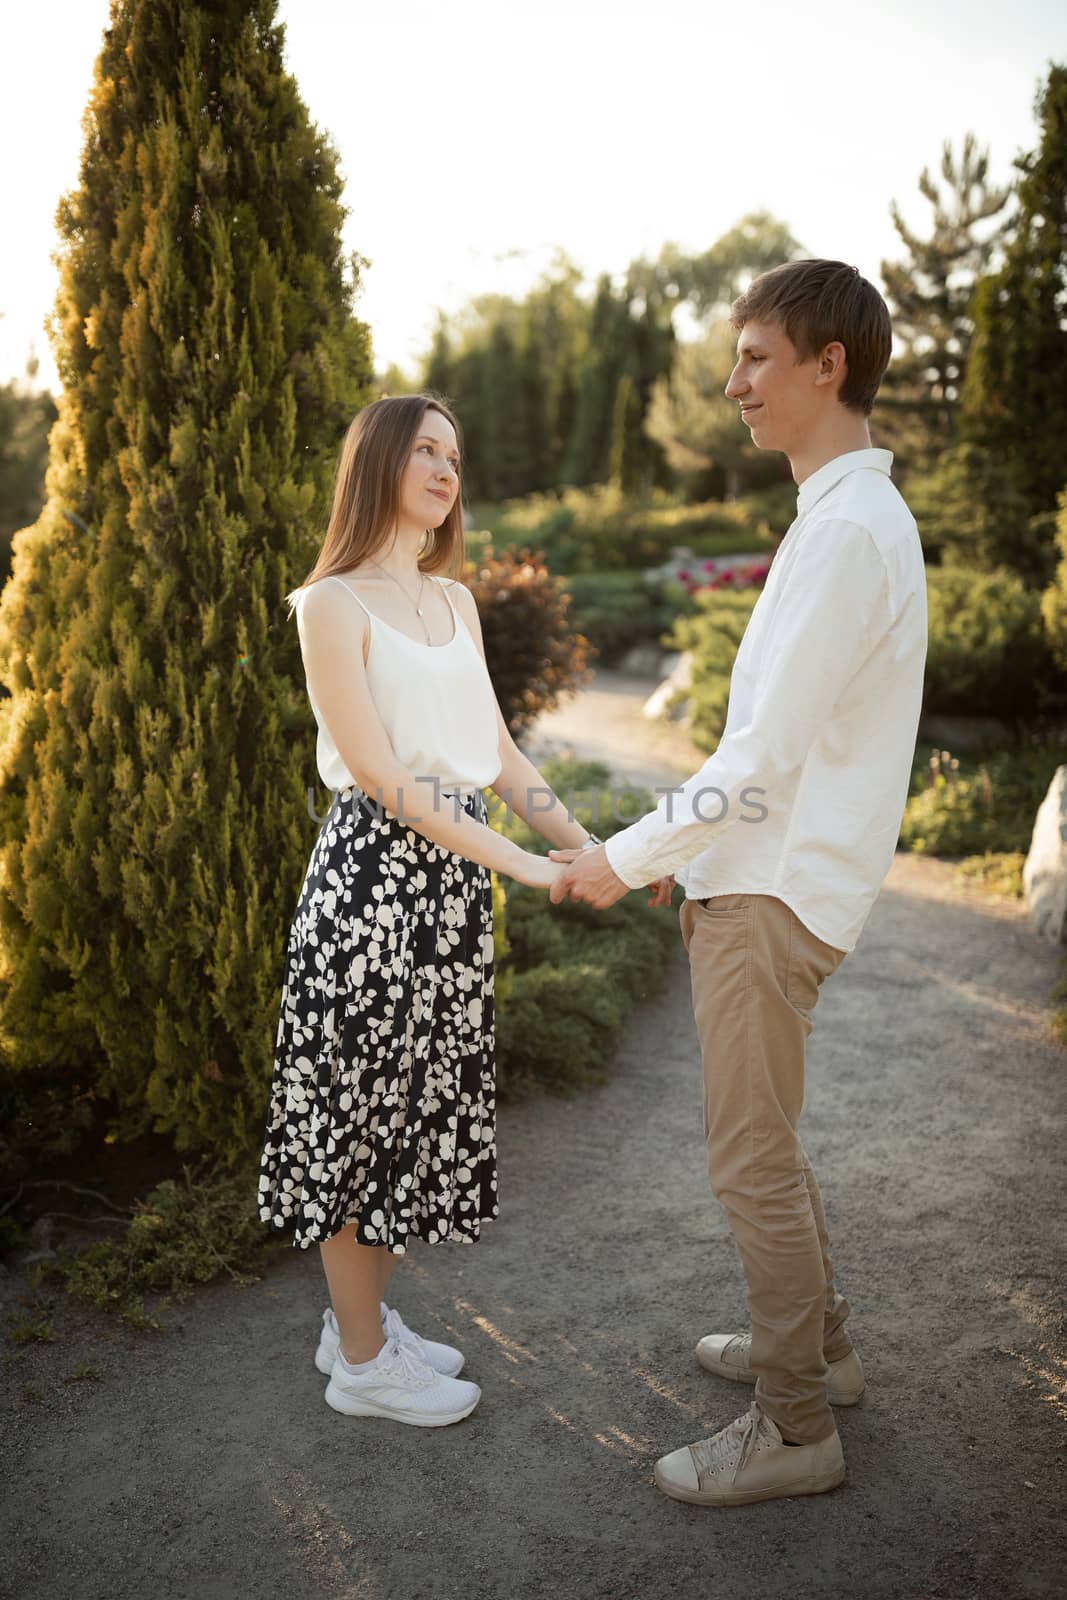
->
[604,448,928,953]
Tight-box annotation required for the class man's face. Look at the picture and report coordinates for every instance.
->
[724,318,825,454]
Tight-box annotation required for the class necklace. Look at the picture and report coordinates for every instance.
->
[371,558,432,644]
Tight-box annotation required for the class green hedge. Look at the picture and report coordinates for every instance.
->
[924,565,1067,728]
[562,571,694,666]
[489,757,680,1098]
[663,587,761,751]
[471,485,779,575]
[672,564,1067,752]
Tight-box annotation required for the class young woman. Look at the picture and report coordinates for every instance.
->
[256,394,603,1428]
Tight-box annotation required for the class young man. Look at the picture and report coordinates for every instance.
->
[549,260,928,1506]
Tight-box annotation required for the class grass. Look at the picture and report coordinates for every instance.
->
[25,1157,282,1332]
[951,851,1026,899]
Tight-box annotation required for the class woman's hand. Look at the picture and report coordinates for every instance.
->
[509,851,564,891]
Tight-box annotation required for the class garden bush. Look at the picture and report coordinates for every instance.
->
[663,587,761,750]
[465,547,593,736]
[489,757,679,1099]
[475,485,778,574]
[1041,486,1067,675]
[924,565,1067,729]
[900,741,1065,857]
[670,563,1067,751]
[908,443,1059,588]
[562,571,694,665]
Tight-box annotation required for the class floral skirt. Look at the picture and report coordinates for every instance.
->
[257,786,497,1253]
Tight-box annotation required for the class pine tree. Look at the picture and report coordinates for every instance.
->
[0,0,372,1158]
[877,134,1011,473]
[961,64,1067,517]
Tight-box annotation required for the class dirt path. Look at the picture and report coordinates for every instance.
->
[3,674,1066,1600]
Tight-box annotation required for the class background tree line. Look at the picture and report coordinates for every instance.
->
[402,65,1065,598]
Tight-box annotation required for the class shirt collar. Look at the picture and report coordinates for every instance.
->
[796,447,894,518]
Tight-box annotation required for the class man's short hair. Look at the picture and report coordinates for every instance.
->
[730,260,893,416]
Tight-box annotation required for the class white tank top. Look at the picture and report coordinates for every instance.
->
[295,573,502,797]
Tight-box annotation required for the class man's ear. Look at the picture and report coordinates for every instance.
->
[814,340,847,390]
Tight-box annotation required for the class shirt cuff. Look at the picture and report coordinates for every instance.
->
[604,828,651,890]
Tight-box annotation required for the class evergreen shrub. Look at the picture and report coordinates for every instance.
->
[481,486,777,574]
[1041,487,1067,675]
[0,2,373,1164]
[490,758,680,1099]
[924,566,1067,727]
[664,588,761,750]
[908,443,1058,587]
[465,547,593,736]
[563,572,694,666]
[672,564,1067,751]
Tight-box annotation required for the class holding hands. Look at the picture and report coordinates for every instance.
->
[510,841,673,908]
[546,843,674,911]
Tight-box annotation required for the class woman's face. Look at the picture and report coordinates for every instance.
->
[398,408,461,531]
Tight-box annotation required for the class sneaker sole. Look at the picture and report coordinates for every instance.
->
[653,1459,846,1506]
[315,1340,464,1379]
[323,1378,480,1427]
[694,1346,864,1407]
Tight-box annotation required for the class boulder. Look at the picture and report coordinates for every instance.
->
[642,652,692,722]
[1023,764,1067,945]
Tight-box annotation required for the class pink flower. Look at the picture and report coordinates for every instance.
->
[676,568,691,582]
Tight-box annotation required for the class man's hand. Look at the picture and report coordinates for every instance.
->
[646,872,676,909]
[547,843,629,908]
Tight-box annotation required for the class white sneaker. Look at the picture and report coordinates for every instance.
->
[315,1303,464,1377]
[695,1331,865,1406]
[654,1403,845,1506]
[323,1335,481,1427]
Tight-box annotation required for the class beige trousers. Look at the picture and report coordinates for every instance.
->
[680,892,851,1445]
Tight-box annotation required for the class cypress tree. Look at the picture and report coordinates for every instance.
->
[0,0,372,1158]
[961,64,1067,517]
[562,276,625,486]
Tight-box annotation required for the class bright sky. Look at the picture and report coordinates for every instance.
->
[1,0,1063,392]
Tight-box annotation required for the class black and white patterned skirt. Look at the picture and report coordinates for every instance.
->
[257,785,497,1253]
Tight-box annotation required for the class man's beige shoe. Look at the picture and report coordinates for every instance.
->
[654,1403,845,1507]
[695,1331,865,1405]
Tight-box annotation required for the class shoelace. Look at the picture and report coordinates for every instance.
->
[382,1304,428,1359]
[725,1332,752,1363]
[690,1404,769,1486]
[372,1335,436,1390]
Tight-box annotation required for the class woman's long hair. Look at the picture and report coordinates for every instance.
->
[287,394,465,615]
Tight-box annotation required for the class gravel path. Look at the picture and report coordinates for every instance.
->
[3,673,1065,1600]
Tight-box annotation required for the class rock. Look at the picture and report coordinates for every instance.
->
[1023,765,1067,945]
[618,642,665,676]
[642,652,692,721]
[29,1216,54,1250]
